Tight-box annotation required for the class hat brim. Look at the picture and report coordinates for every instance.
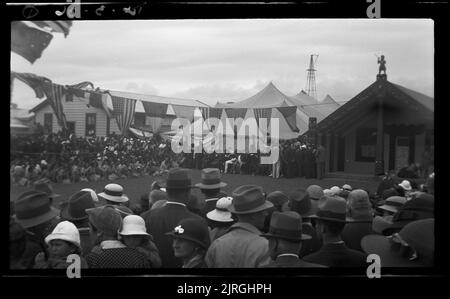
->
[228,201,274,214]
[165,232,208,249]
[119,230,151,239]
[309,215,348,223]
[45,233,81,249]
[377,205,399,214]
[206,210,234,223]
[98,192,129,203]
[361,235,417,267]
[60,202,89,221]
[261,232,312,241]
[13,207,60,229]
[195,182,227,189]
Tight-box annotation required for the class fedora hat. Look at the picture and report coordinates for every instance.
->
[228,185,273,214]
[85,205,122,236]
[60,190,96,221]
[398,180,412,191]
[166,218,210,249]
[288,189,315,217]
[98,184,129,203]
[266,191,289,209]
[206,197,234,223]
[310,195,347,223]
[306,185,324,200]
[162,168,196,190]
[195,168,227,189]
[261,211,311,241]
[377,196,407,214]
[33,179,60,198]
[13,190,60,229]
[361,218,434,267]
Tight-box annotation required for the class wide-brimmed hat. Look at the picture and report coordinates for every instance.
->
[288,189,315,217]
[372,195,434,234]
[166,218,210,249]
[261,211,311,241]
[98,184,129,203]
[266,191,289,209]
[206,197,234,223]
[60,190,96,221]
[85,205,122,236]
[119,215,150,237]
[377,196,407,214]
[398,180,412,191]
[310,195,347,223]
[228,185,273,214]
[195,168,227,189]
[342,184,353,192]
[13,190,60,229]
[162,168,197,190]
[361,218,434,267]
[81,188,99,202]
[33,178,60,198]
[45,221,81,249]
[306,185,324,201]
[330,186,342,196]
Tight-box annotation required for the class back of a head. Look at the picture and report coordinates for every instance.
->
[149,190,168,205]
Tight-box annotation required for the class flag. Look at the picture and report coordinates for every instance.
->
[253,108,272,126]
[200,107,209,120]
[277,106,299,132]
[142,102,168,117]
[225,108,247,119]
[11,21,53,64]
[42,82,68,129]
[11,71,49,98]
[209,108,223,119]
[111,96,137,135]
[32,21,72,38]
[172,105,196,122]
[65,81,94,101]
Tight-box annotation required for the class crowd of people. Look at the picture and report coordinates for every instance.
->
[10,166,435,270]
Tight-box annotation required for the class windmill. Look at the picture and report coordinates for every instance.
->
[305,54,319,100]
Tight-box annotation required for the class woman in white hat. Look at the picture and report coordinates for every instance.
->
[34,221,88,269]
[206,197,235,241]
[119,215,162,268]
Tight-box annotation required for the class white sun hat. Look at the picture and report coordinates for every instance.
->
[119,215,150,236]
[81,188,99,202]
[206,197,234,223]
[398,180,412,191]
[45,221,81,248]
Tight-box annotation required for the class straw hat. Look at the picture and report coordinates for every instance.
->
[206,197,234,223]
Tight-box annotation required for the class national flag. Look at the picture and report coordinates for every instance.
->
[32,21,72,38]
[200,107,209,120]
[42,82,68,129]
[11,71,49,98]
[111,96,137,135]
[11,21,53,64]
[65,81,94,101]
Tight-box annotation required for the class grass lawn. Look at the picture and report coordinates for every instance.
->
[10,169,380,207]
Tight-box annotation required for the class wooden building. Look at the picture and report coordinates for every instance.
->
[311,74,433,176]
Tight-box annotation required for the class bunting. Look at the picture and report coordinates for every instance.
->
[225,108,247,120]
[142,102,168,117]
[277,106,299,132]
[11,21,53,64]
[42,82,68,129]
[200,107,210,120]
[209,108,223,120]
[172,105,196,122]
[32,21,72,38]
[253,108,272,126]
[111,96,137,134]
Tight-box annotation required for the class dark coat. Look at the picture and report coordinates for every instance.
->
[299,223,322,257]
[21,232,47,269]
[341,220,374,252]
[303,242,367,267]
[262,255,326,268]
[141,202,204,268]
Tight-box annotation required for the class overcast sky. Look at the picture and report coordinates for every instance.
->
[11,19,434,109]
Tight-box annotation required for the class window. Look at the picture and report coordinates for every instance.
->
[85,113,96,137]
[355,128,376,162]
[44,113,53,134]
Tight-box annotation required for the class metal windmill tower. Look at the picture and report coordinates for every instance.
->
[305,54,319,100]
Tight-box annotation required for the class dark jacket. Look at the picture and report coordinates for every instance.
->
[141,202,204,268]
[299,222,322,257]
[21,232,47,269]
[303,242,367,267]
[262,255,326,268]
[341,220,374,252]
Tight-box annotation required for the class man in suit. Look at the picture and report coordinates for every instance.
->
[195,168,227,216]
[141,168,204,268]
[261,211,325,268]
[303,196,367,267]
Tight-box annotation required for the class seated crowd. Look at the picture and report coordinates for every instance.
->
[10,166,435,269]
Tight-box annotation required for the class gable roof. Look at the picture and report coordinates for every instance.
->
[221,82,292,108]
[107,90,209,107]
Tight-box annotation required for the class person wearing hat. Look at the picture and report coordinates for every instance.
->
[341,190,374,252]
[10,218,27,269]
[85,205,151,268]
[205,185,274,268]
[141,168,203,268]
[33,178,60,206]
[372,193,434,236]
[376,170,398,200]
[375,196,407,217]
[338,184,352,200]
[12,190,60,269]
[34,221,88,269]
[303,196,367,267]
[59,190,96,255]
[361,219,434,267]
[148,189,168,210]
[97,183,129,206]
[285,189,322,258]
[166,218,210,268]
[119,215,162,268]
[206,197,235,241]
[260,211,325,268]
[306,185,324,219]
[195,168,228,216]
[266,191,289,213]
[398,180,413,199]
